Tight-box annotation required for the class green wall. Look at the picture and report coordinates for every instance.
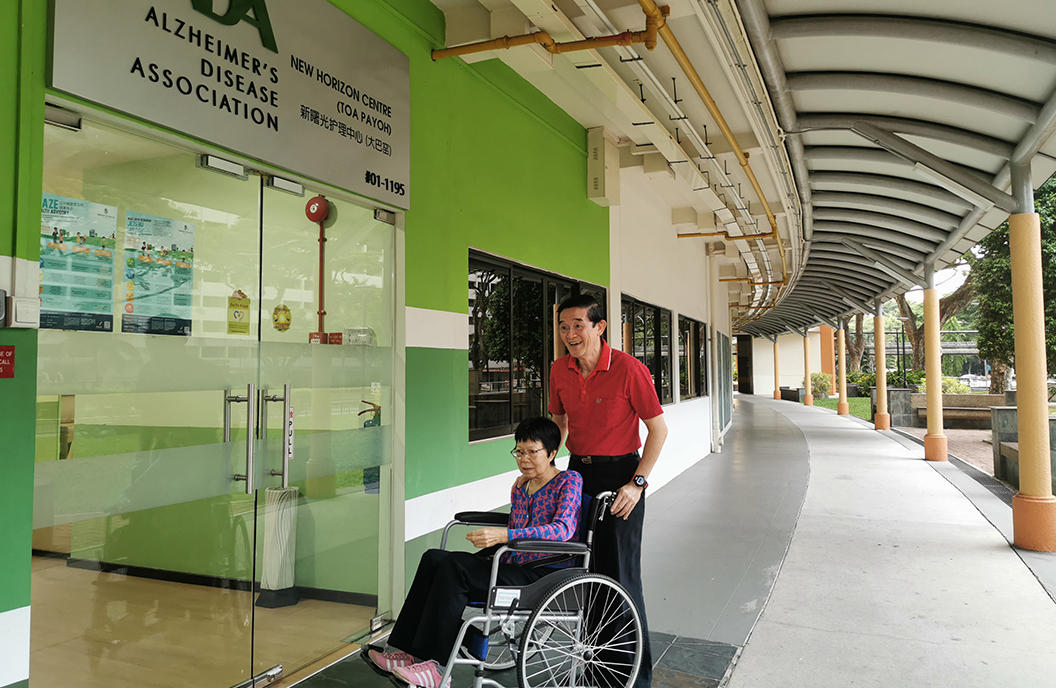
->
[0,0,44,632]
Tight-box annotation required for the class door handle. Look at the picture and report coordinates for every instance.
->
[262,384,292,488]
[225,383,256,494]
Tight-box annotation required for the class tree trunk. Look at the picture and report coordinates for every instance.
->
[894,273,975,373]
[989,360,1011,394]
[895,295,924,370]
[847,312,866,371]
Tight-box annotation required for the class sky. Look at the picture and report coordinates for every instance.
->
[901,264,971,302]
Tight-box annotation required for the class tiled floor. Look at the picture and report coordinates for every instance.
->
[650,633,740,688]
[301,632,739,688]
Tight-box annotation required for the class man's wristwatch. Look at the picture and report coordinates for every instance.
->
[632,474,648,489]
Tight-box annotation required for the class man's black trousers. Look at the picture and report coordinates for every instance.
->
[570,455,652,688]
[388,549,544,664]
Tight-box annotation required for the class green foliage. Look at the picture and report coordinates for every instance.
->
[974,177,1056,375]
[808,372,832,398]
[920,376,971,394]
[886,369,924,388]
[853,371,876,396]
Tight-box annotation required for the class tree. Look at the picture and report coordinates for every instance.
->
[974,176,1056,392]
[894,267,975,371]
[847,312,867,371]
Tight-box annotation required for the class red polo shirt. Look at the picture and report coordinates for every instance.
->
[548,340,664,456]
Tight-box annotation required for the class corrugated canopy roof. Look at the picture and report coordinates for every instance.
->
[735,0,1056,335]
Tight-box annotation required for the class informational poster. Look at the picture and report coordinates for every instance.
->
[39,193,118,332]
[122,211,195,336]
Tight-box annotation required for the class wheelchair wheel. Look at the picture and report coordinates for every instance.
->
[516,573,642,688]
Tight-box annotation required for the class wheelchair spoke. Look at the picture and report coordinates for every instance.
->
[587,614,638,649]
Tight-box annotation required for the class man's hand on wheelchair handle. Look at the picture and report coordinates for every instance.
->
[612,483,644,519]
[466,527,509,549]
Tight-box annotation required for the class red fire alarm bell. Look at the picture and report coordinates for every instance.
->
[305,195,329,223]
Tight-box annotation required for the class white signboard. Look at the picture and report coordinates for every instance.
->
[52,0,410,208]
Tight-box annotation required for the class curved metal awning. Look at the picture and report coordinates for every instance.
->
[734,0,1056,336]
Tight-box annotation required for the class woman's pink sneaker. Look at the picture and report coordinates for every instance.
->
[392,659,450,688]
[367,647,415,673]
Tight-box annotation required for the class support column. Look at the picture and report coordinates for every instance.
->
[1009,210,1056,551]
[873,313,890,429]
[923,264,947,461]
[773,338,781,399]
[803,330,814,406]
[837,321,849,415]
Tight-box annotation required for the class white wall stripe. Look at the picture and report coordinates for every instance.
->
[405,399,712,543]
[0,255,39,299]
[0,606,30,686]
[405,456,569,541]
[406,307,467,350]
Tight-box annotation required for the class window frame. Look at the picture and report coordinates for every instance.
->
[469,251,606,442]
[677,315,709,400]
[621,295,673,405]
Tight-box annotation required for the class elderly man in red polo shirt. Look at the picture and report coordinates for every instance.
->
[549,294,668,688]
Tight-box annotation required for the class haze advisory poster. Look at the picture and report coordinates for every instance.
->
[39,193,118,332]
[122,211,195,336]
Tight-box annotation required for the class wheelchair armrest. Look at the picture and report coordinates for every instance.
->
[507,539,588,554]
[453,511,510,527]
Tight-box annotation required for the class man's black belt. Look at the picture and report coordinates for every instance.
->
[570,452,639,465]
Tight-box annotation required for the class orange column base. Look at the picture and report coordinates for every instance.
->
[774,390,781,400]
[924,434,948,461]
[804,394,814,406]
[837,401,849,415]
[1013,493,1056,552]
[874,413,890,430]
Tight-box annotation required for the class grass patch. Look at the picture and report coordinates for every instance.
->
[811,396,873,421]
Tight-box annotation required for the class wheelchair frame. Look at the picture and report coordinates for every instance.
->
[434,491,644,688]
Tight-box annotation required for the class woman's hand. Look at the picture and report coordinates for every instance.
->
[466,528,509,549]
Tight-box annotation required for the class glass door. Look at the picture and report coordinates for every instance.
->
[32,116,395,688]
[33,119,262,688]
[250,185,394,676]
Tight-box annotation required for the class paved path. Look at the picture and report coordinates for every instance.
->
[728,397,1056,688]
[899,426,994,476]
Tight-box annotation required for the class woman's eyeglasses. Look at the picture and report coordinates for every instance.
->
[511,448,546,459]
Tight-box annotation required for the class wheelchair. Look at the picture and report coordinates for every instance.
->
[433,491,644,688]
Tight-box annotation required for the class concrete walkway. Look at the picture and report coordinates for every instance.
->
[727,397,1056,687]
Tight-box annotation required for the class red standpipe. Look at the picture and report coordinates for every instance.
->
[304,195,330,337]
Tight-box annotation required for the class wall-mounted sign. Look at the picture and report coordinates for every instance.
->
[272,304,291,331]
[227,290,251,335]
[51,0,410,209]
[0,346,13,379]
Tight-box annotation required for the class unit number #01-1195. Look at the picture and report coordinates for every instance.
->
[364,171,406,196]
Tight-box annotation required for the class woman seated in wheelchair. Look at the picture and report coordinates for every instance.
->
[368,416,582,687]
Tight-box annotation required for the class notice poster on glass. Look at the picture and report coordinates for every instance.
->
[121,211,195,336]
[39,193,118,332]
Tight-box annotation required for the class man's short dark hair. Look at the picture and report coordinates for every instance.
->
[515,416,562,463]
[557,294,605,326]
